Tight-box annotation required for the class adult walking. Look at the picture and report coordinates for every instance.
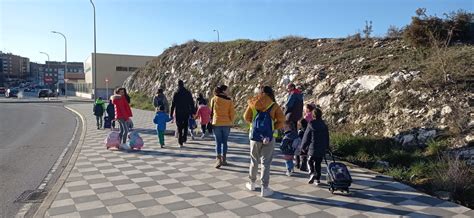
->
[284,83,303,131]
[170,80,195,147]
[210,85,235,168]
[153,88,169,113]
[301,107,329,185]
[111,88,133,145]
[244,86,285,197]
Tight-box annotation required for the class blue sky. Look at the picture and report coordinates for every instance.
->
[1,0,472,63]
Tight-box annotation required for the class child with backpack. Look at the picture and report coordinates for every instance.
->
[93,97,106,129]
[296,119,309,171]
[280,121,301,176]
[153,105,173,148]
[195,101,212,139]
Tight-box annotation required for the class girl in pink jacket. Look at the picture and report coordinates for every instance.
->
[195,102,212,139]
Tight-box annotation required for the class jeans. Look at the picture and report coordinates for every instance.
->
[117,119,129,144]
[249,139,274,188]
[214,126,231,155]
[157,130,165,146]
[95,115,103,128]
[285,159,294,171]
[176,119,189,145]
[308,156,324,180]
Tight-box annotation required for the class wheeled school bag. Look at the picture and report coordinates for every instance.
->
[325,150,352,194]
[105,131,120,149]
[104,116,112,129]
[127,131,144,150]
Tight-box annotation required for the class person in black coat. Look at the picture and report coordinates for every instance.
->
[106,100,116,129]
[301,107,329,185]
[170,80,195,146]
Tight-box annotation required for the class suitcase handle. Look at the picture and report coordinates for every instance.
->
[324,148,336,165]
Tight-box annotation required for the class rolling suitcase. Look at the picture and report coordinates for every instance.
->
[325,150,352,194]
[104,116,112,129]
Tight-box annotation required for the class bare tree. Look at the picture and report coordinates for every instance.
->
[363,20,373,39]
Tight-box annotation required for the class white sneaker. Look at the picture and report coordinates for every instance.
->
[261,187,274,197]
[245,182,256,191]
[200,133,206,139]
[315,180,321,186]
[286,170,293,177]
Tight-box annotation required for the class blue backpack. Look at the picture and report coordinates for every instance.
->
[250,104,274,142]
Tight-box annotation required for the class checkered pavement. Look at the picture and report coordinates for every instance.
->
[44,103,473,217]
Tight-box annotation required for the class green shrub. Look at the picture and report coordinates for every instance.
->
[382,149,423,168]
[387,167,410,181]
[129,92,155,111]
[425,139,448,156]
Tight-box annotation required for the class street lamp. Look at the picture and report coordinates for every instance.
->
[51,31,68,99]
[39,51,49,85]
[213,29,220,42]
[90,0,97,99]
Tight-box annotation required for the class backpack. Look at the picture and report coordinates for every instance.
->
[127,131,144,150]
[250,104,274,143]
[94,103,104,115]
[104,131,120,149]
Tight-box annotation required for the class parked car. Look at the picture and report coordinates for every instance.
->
[0,87,6,95]
[6,88,19,98]
[38,89,52,98]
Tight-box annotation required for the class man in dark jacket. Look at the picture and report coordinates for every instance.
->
[170,80,195,147]
[284,83,303,131]
[301,107,329,185]
[153,88,169,113]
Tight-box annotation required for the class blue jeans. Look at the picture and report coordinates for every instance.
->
[285,159,294,171]
[214,126,231,155]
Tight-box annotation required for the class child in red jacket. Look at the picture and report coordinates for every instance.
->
[195,101,212,139]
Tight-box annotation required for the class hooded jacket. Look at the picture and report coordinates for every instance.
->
[170,86,195,121]
[284,89,304,122]
[195,104,212,125]
[112,95,133,120]
[243,93,285,130]
[93,99,106,116]
[106,102,115,118]
[153,111,173,131]
[153,93,169,113]
[210,95,235,126]
[301,119,329,157]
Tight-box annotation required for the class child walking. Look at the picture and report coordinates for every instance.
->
[195,101,212,139]
[93,97,106,129]
[153,105,173,148]
[296,119,309,171]
[280,121,301,176]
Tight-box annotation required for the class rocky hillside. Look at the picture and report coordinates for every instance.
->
[124,37,473,148]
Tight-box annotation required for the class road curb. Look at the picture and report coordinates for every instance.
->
[30,106,87,217]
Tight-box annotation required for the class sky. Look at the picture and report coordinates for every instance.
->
[1,0,472,63]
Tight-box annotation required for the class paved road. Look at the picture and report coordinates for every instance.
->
[0,103,76,217]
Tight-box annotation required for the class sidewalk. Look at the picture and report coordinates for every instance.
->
[44,103,473,217]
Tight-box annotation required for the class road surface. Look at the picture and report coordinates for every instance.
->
[0,103,76,217]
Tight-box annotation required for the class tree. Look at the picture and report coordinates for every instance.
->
[363,20,373,39]
[386,25,403,38]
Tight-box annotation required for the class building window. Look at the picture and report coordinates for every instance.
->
[116,66,128,71]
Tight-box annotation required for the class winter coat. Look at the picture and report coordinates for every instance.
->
[170,87,195,122]
[301,119,329,158]
[112,95,133,120]
[153,93,169,113]
[284,89,304,122]
[195,104,212,125]
[280,130,301,158]
[93,99,106,116]
[210,95,235,126]
[244,93,285,130]
[106,103,115,118]
[298,127,308,155]
[153,111,173,131]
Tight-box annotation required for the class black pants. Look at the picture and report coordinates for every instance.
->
[201,123,213,134]
[308,156,323,180]
[296,155,308,171]
[176,119,189,145]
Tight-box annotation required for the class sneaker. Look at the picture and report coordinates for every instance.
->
[261,187,274,197]
[160,144,164,148]
[315,180,321,186]
[245,182,256,191]
[286,170,293,177]
[308,175,316,184]
[200,133,206,139]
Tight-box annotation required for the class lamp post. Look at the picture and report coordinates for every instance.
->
[105,78,109,99]
[51,31,67,99]
[39,51,49,86]
[213,29,220,42]
[90,0,97,99]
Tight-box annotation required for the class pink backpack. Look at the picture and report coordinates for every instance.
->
[105,131,120,149]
